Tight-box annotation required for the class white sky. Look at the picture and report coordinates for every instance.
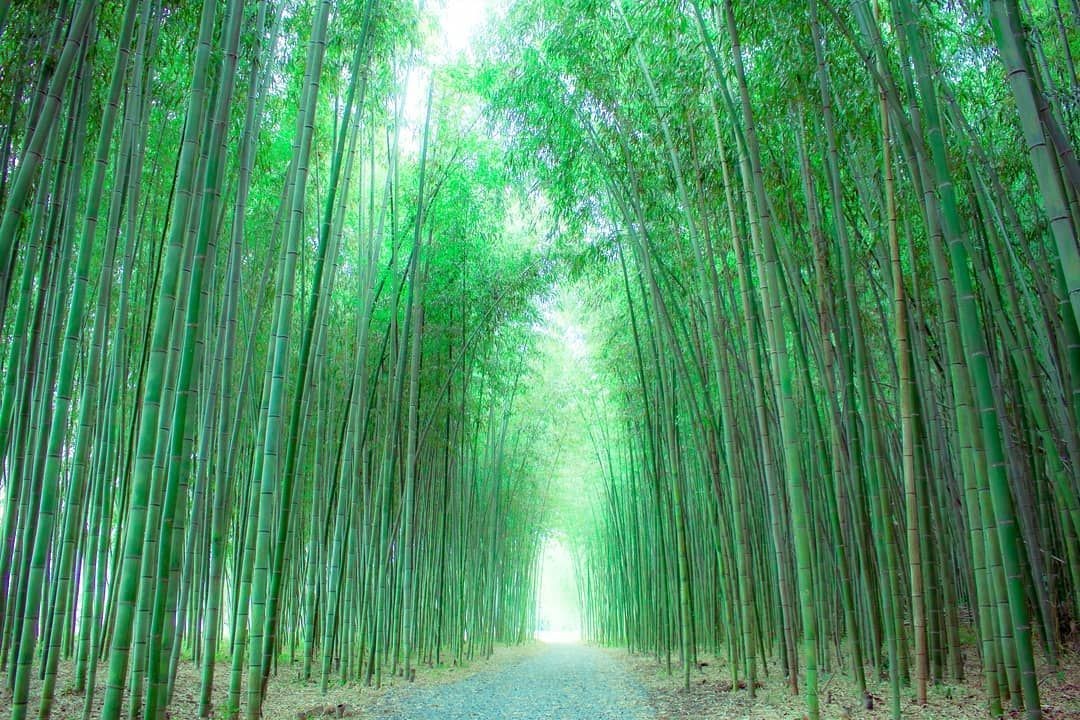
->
[428,0,500,63]
[400,0,500,151]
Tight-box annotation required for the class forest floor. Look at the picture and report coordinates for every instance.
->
[1,643,543,719]
[7,643,1080,719]
[613,646,1080,720]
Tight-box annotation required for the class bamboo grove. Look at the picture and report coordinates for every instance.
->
[0,2,554,719]
[483,1,1080,720]
[3,0,1080,719]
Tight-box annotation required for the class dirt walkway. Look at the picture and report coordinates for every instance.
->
[368,642,652,719]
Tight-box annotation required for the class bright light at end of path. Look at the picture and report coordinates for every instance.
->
[535,537,581,643]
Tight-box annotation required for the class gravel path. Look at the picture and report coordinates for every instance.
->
[369,643,653,719]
